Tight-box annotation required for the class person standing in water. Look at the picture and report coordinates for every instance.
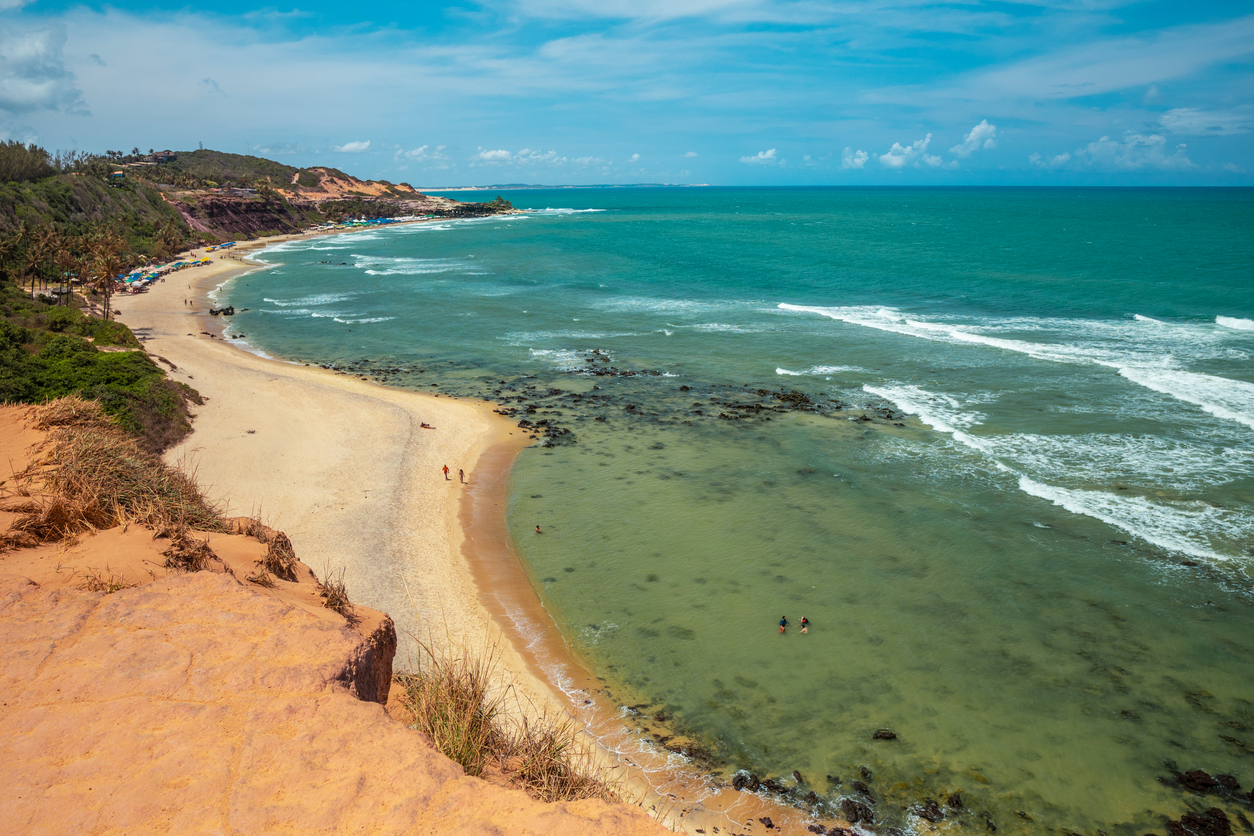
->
[779,615,788,634]
[800,616,810,634]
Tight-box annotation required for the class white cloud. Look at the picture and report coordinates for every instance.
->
[740,148,778,164]
[398,144,448,161]
[1222,162,1246,173]
[1029,151,1072,168]
[841,147,868,169]
[683,151,698,157]
[1034,133,1195,171]
[879,134,943,168]
[950,119,996,157]
[0,23,84,114]
[477,148,513,161]
[334,140,371,153]
[1159,107,1254,136]
[1076,133,1194,170]
[628,152,640,162]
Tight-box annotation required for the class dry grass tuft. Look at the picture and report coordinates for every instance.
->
[395,646,506,778]
[80,567,138,594]
[9,397,226,543]
[160,528,217,572]
[317,568,358,624]
[246,569,276,588]
[395,643,620,802]
[260,531,299,581]
[503,715,618,803]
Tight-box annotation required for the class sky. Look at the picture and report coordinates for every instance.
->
[1,0,1252,185]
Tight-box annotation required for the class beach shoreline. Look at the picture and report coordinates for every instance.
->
[114,225,831,836]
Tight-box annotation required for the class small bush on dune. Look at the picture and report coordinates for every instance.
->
[396,646,506,779]
[396,643,620,803]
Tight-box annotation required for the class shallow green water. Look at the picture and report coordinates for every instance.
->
[223,188,1254,833]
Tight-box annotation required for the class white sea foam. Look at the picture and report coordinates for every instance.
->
[690,323,766,333]
[597,296,730,315]
[535,207,607,215]
[867,381,1254,561]
[1117,367,1254,431]
[1017,477,1253,562]
[1134,314,1165,324]
[528,348,588,370]
[264,293,356,307]
[1218,315,1254,331]
[332,316,395,324]
[776,365,865,377]
[353,254,475,276]
[782,303,1254,432]
[505,330,639,345]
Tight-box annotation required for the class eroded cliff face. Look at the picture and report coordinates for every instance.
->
[0,572,664,835]
[0,405,666,836]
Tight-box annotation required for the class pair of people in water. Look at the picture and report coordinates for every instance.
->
[779,616,809,634]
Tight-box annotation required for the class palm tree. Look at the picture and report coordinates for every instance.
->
[52,231,79,306]
[88,231,129,320]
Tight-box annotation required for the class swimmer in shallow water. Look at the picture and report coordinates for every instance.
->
[779,615,788,634]
[800,616,809,634]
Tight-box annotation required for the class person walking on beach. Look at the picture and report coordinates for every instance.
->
[779,615,788,634]
[800,616,810,634]
[458,468,465,483]
[442,464,450,480]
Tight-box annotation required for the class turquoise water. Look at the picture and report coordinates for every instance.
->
[224,188,1254,834]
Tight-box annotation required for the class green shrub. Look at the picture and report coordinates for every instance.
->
[0,316,197,454]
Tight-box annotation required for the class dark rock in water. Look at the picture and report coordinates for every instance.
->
[860,767,873,781]
[1016,810,1033,821]
[1182,770,1222,792]
[917,800,944,823]
[826,775,842,786]
[1215,774,1240,791]
[1165,808,1231,836]
[679,385,691,391]
[732,772,761,792]
[852,780,874,801]
[841,799,874,824]
[759,817,774,829]
[761,777,787,794]
[793,770,805,784]
[948,792,964,809]
[804,791,821,806]
[807,826,826,835]
[980,811,997,832]
[873,728,897,740]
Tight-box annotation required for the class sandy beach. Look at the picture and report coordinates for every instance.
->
[113,239,563,696]
[111,231,834,836]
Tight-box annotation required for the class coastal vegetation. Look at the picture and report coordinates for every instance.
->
[395,643,620,803]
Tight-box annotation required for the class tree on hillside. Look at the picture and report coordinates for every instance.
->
[87,231,129,321]
[153,217,185,262]
[0,141,56,183]
[52,231,81,306]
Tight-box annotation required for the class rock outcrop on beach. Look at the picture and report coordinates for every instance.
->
[0,405,666,836]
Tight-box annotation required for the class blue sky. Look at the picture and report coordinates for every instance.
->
[1,0,1251,185]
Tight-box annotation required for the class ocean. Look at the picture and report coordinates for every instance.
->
[221,187,1254,834]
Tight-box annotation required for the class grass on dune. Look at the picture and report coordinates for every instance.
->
[395,640,621,804]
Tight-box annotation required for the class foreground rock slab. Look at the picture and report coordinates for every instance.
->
[0,571,665,836]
